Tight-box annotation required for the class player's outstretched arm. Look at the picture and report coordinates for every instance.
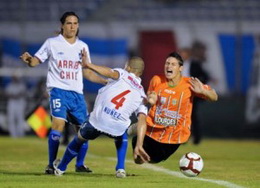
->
[81,48,119,80]
[134,113,150,164]
[83,69,108,85]
[189,77,218,101]
[20,52,40,67]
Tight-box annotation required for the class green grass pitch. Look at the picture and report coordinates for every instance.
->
[0,136,259,188]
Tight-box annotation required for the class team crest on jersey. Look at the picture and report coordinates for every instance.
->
[79,52,82,60]
[160,97,166,104]
[172,99,177,105]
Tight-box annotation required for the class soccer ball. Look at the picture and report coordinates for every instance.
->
[179,152,204,177]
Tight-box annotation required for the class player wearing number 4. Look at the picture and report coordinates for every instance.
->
[128,52,218,164]
[53,50,150,178]
[20,12,107,174]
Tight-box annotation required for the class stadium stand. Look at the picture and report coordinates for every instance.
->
[0,0,260,22]
[0,0,106,22]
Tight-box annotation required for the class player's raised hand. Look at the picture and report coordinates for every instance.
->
[189,77,204,94]
[20,52,32,65]
[81,48,91,68]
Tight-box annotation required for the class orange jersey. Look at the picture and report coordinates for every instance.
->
[146,75,210,144]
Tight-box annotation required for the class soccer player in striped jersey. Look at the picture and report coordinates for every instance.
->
[20,12,107,174]
[53,52,150,178]
[130,52,218,164]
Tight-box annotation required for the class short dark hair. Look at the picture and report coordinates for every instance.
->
[60,11,79,36]
[167,52,183,66]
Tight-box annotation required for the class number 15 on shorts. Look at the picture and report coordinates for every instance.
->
[52,99,61,109]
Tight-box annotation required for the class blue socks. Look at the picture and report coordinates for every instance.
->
[115,131,128,170]
[58,136,84,171]
[48,130,89,170]
[76,141,89,167]
[57,131,128,172]
[48,130,61,167]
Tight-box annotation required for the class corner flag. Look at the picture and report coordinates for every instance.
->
[27,106,51,138]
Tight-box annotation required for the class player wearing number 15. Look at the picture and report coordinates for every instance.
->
[53,52,150,178]
[20,12,107,174]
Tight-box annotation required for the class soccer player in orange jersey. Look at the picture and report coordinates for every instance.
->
[131,52,218,164]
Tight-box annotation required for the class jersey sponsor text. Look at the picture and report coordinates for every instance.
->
[58,60,81,80]
[154,116,176,127]
[128,76,142,89]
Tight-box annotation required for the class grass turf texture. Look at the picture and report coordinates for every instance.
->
[0,136,259,188]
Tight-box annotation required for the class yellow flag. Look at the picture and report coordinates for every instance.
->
[27,106,51,138]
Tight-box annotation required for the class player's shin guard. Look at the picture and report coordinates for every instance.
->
[48,130,61,167]
[76,141,89,167]
[58,136,84,171]
[115,131,128,170]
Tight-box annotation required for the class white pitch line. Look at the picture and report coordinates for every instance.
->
[89,154,245,188]
[139,163,246,188]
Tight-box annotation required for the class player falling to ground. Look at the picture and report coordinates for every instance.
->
[53,50,150,178]
[129,52,218,164]
[20,11,107,174]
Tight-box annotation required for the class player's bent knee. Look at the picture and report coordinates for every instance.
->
[51,118,66,131]
[78,131,88,141]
